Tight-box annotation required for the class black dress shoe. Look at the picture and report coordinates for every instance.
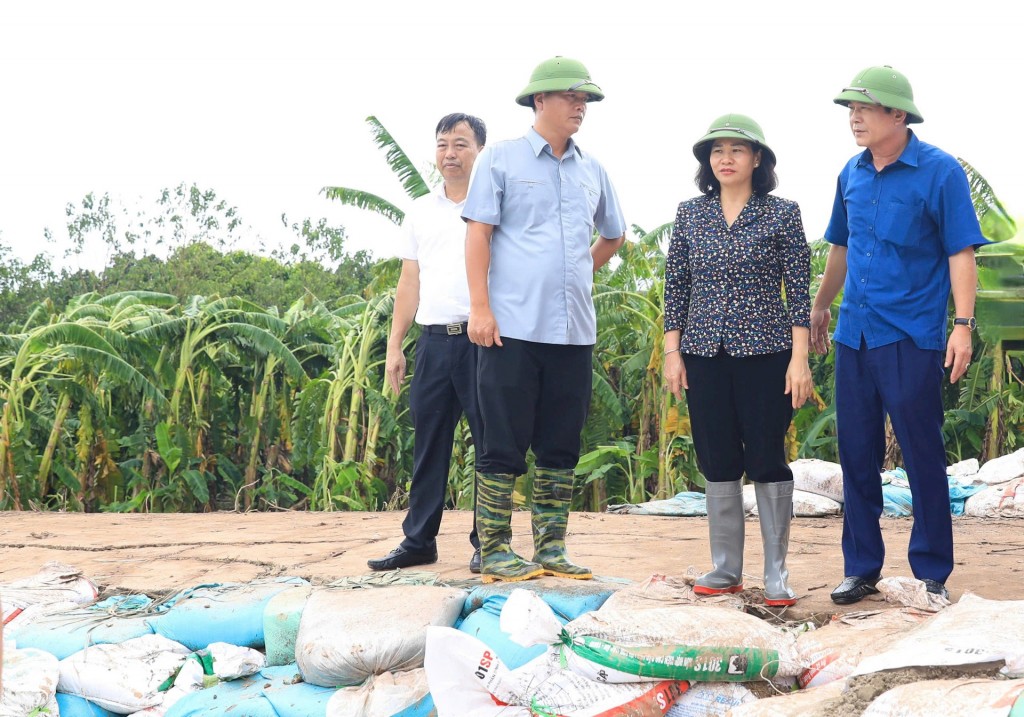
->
[922,578,950,600]
[831,575,881,605]
[469,548,482,574]
[367,545,438,571]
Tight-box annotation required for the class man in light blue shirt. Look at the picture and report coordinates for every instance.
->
[463,56,626,583]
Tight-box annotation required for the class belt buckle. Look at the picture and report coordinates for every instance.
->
[446,323,463,336]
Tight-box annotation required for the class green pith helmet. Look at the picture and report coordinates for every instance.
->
[834,65,923,124]
[692,114,776,166]
[515,56,604,107]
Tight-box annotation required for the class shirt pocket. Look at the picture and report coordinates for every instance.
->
[878,200,924,247]
[506,179,557,218]
[570,180,600,228]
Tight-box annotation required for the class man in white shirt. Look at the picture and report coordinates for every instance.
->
[368,113,487,573]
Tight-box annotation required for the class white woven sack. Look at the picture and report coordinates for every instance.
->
[296,584,466,687]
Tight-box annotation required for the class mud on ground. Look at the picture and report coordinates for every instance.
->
[1,511,1021,623]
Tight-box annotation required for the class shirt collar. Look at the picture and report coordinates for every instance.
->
[856,129,920,169]
[526,127,583,159]
[434,184,466,207]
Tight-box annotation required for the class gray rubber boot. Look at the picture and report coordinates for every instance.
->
[755,481,797,606]
[694,480,745,595]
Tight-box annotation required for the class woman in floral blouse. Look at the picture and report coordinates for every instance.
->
[663,114,812,606]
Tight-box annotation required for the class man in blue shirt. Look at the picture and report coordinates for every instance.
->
[810,65,986,604]
[463,56,626,583]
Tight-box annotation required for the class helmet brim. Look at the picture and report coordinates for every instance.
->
[833,91,924,124]
[692,130,777,167]
[516,80,605,107]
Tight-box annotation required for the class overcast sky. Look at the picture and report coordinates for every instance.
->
[1,0,1021,274]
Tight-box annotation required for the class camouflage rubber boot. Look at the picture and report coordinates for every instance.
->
[476,471,543,584]
[531,467,592,580]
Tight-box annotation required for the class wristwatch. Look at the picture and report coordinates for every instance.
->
[953,317,977,331]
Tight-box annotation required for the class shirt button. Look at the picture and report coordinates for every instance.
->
[861,278,866,283]
[872,200,877,205]
[860,303,865,308]
[869,226,873,231]
[866,252,872,257]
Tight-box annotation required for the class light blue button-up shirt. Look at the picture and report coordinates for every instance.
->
[825,131,986,351]
[462,128,626,345]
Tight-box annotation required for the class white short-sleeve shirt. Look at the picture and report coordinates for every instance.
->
[395,188,471,326]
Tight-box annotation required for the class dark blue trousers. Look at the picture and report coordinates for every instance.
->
[835,338,952,583]
[401,328,482,554]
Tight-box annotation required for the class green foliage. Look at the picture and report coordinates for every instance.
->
[1,126,1020,514]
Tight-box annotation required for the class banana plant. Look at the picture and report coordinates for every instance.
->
[321,115,432,226]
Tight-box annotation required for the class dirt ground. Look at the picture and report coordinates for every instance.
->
[2,510,1021,621]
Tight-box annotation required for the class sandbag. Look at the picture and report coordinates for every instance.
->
[607,491,707,516]
[851,593,1024,679]
[863,677,1024,717]
[599,574,744,612]
[457,582,613,670]
[796,608,930,689]
[501,588,799,682]
[10,599,164,660]
[665,682,756,716]
[58,634,192,714]
[965,477,1024,518]
[975,448,1024,486]
[0,645,60,717]
[164,665,335,717]
[744,485,841,517]
[948,457,980,477]
[1,561,98,628]
[263,584,312,666]
[789,459,844,503]
[326,669,430,716]
[57,693,120,716]
[460,580,613,622]
[296,584,466,687]
[425,626,687,717]
[882,484,914,516]
[724,680,845,716]
[876,576,950,611]
[153,577,307,651]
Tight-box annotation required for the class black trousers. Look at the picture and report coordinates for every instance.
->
[683,348,794,484]
[476,338,593,475]
[401,327,483,553]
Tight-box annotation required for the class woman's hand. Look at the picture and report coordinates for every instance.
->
[664,351,688,401]
[785,355,813,409]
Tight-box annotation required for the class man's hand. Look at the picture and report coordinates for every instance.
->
[810,308,832,355]
[469,307,502,348]
[385,344,407,395]
[663,351,687,401]
[945,325,973,383]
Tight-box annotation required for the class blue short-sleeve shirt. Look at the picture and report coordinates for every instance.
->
[462,128,627,345]
[825,131,987,351]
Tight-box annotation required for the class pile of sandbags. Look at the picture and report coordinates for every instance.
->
[7,543,1024,716]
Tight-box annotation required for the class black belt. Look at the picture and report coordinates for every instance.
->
[424,322,468,336]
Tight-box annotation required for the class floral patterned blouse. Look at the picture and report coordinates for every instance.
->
[664,193,811,358]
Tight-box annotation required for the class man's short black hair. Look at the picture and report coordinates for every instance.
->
[436,113,486,147]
